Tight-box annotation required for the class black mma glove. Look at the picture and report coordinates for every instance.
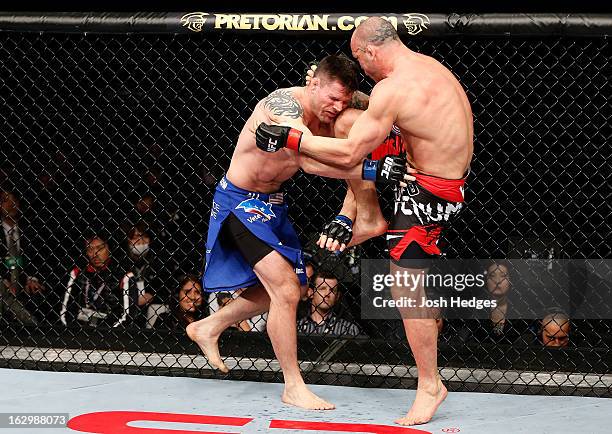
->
[320,215,353,248]
[255,123,303,153]
[362,155,407,184]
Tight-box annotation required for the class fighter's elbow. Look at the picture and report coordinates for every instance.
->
[299,161,317,175]
[339,153,363,169]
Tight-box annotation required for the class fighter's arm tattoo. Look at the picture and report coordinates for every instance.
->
[349,91,370,110]
[263,89,304,119]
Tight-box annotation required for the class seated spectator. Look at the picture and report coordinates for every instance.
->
[541,310,571,348]
[297,269,365,337]
[456,260,519,344]
[116,223,167,327]
[155,274,205,331]
[217,292,252,331]
[59,233,125,327]
[486,260,512,336]
[1,190,48,324]
[207,288,268,332]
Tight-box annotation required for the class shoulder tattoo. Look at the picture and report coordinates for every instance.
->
[263,89,304,119]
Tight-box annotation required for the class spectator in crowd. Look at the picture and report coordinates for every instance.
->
[59,233,124,327]
[207,288,268,332]
[122,187,166,242]
[298,269,365,337]
[217,292,253,331]
[155,274,205,331]
[305,258,317,284]
[117,222,166,326]
[456,260,516,344]
[123,184,187,278]
[541,310,571,348]
[484,260,513,337]
[0,190,48,324]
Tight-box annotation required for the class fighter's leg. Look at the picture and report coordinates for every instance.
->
[318,180,387,251]
[252,251,334,410]
[187,283,269,373]
[188,281,309,373]
[347,178,387,246]
[334,108,387,246]
[318,108,387,251]
[389,246,447,426]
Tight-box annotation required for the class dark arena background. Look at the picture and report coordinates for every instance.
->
[0,11,611,433]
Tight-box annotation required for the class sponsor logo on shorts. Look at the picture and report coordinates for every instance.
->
[211,200,220,219]
[236,198,276,222]
[180,12,210,32]
[402,13,430,35]
[295,268,304,274]
[406,182,420,196]
[219,177,228,190]
[394,190,463,225]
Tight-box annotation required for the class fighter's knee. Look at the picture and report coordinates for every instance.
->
[266,272,301,305]
[272,284,301,307]
[333,108,363,139]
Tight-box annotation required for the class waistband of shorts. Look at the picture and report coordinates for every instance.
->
[217,175,285,204]
[414,173,465,203]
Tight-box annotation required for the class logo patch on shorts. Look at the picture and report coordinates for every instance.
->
[236,198,276,222]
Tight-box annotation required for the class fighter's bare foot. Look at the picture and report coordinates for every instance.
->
[395,379,447,426]
[186,320,230,373]
[282,384,336,410]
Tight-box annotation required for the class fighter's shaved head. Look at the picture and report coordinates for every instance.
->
[352,17,399,48]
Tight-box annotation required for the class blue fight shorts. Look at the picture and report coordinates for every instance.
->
[202,175,307,292]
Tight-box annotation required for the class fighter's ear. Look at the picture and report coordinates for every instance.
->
[309,76,321,92]
[365,44,376,58]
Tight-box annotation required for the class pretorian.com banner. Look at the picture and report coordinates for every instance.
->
[360,259,612,320]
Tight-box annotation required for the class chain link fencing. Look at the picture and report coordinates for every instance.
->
[0,13,610,397]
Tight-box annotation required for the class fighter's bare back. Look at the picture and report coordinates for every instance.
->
[384,53,473,179]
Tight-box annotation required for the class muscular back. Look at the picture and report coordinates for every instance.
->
[391,53,473,179]
[226,87,334,193]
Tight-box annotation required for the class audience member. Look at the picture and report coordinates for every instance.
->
[297,269,365,337]
[0,190,48,324]
[116,223,166,327]
[541,310,571,348]
[485,260,512,336]
[59,234,124,327]
[155,274,205,331]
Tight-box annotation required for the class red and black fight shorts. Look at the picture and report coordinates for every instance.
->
[387,173,465,268]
